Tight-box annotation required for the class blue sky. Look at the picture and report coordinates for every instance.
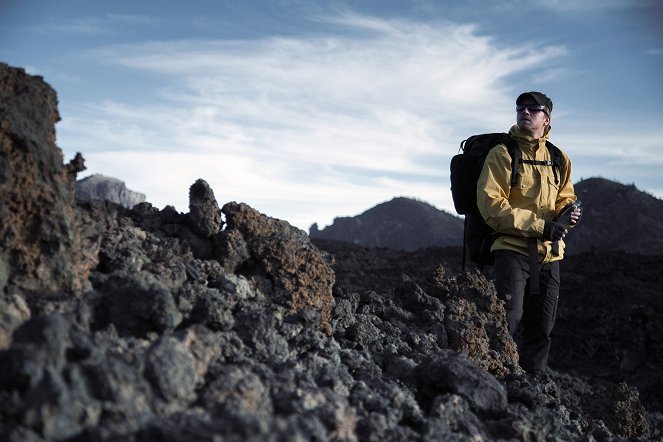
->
[2,0,662,230]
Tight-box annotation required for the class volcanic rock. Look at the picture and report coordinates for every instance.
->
[187,178,222,237]
[0,63,93,295]
[220,201,336,335]
[317,237,663,438]
[0,62,659,441]
[75,174,147,209]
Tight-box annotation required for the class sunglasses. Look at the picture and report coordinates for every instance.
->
[516,105,549,116]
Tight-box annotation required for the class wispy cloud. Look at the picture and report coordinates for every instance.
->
[46,13,161,35]
[535,0,633,13]
[60,14,569,229]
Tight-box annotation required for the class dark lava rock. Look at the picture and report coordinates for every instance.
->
[92,272,183,338]
[220,201,336,335]
[187,179,223,238]
[0,62,659,441]
[414,350,508,414]
[0,63,94,295]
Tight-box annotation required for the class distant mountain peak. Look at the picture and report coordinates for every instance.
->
[309,196,463,251]
[565,177,663,255]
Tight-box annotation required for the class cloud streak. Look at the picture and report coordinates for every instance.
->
[45,13,161,35]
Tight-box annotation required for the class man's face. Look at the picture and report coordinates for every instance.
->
[516,101,550,135]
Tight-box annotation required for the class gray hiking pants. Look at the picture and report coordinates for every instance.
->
[493,250,561,371]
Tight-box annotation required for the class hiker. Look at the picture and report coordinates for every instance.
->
[476,91,581,374]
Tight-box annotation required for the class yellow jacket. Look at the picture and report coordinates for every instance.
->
[477,125,576,262]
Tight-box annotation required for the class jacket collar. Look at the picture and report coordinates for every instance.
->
[509,124,550,153]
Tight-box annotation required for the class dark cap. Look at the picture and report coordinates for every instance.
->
[516,91,553,113]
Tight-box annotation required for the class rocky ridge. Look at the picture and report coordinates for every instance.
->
[0,62,660,441]
[309,180,663,256]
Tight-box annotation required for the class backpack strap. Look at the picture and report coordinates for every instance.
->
[519,158,558,184]
[499,135,522,188]
[510,148,522,188]
[546,141,563,186]
[515,144,563,186]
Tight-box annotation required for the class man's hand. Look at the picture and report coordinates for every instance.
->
[569,206,582,226]
[543,221,567,241]
[558,203,582,228]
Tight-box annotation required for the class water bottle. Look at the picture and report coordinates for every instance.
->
[559,200,582,228]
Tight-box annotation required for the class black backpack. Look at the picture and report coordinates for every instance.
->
[450,133,563,270]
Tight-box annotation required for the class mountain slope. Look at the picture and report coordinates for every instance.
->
[565,177,663,255]
[311,178,663,256]
[310,197,464,251]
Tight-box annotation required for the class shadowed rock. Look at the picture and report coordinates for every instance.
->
[0,63,93,295]
[187,179,223,238]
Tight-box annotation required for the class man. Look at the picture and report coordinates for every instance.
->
[476,91,581,374]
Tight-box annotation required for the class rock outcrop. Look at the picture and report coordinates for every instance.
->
[0,62,658,441]
[75,174,147,209]
[0,63,93,296]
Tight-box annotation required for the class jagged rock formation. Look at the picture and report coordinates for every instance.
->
[310,197,464,251]
[76,174,147,209]
[0,63,94,296]
[0,63,659,441]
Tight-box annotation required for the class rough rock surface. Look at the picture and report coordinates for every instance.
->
[76,174,147,209]
[221,201,336,335]
[187,178,223,237]
[0,63,94,296]
[318,238,662,439]
[0,62,660,441]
